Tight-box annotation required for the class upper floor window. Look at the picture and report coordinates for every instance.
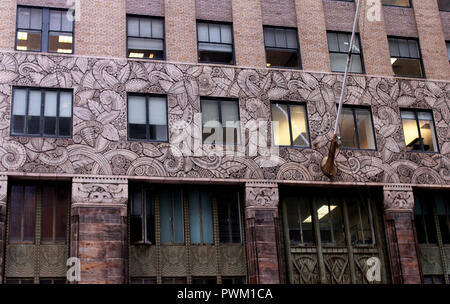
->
[271,102,310,147]
[388,37,424,78]
[382,0,411,7]
[16,6,74,54]
[201,98,240,145]
[197,21,234,65]
[327,31,364,74]
[446,41,450,61]
[263,26,300,69]
[438,0,450,11]
[130,185,155,245]
[339,106,376,150]
[127,94,168,142]
[11,87,72,137]
[127,16,164,60]
[401,110,438,152]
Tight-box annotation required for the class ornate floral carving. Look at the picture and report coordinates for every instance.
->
[383,185,414,211]
[245,182,279,208]
[72,177,128,206]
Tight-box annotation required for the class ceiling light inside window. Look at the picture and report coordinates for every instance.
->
[303,205,337,223]
[129,52,144,58]
[17,32,28,40]
[58,35,73,43]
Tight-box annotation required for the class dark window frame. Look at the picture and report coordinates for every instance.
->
[400,108,439,153]
[15,5,75,54]
[388,36,426,78]
[126,14,166,60]
[437,0,450,11]
[200,97,241,146]
[11,86,73,138]
[270,101,311,148]
[337,105,377,151]
[382,0,412,8]
[130,184,156,245]
[263,25,302,70]
[127,93,169,143]
[196,20,236,65]
[326,30,366,74]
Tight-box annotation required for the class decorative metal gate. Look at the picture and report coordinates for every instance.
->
[128,184,247,284]
[4,181,70,284]
[281,187,389,284]
[414,190,450,284]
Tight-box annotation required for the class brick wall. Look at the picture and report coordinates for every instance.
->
[75,0,126,58]
[196,0,232,22]
[383,6,418,37]
[441,11,450,41]
[165,0,197,63]
[18,0,71,8]
[323,0,354,32]
[231,0,266,68]
[0,0,16,51]
[126,0,164,16]
[295,0,330,72]
[412,0,450,81]
[261,0,297,27]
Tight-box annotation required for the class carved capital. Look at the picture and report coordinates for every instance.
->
[383,185,414,212]
[245,182,279,209]
[72,177,128,208]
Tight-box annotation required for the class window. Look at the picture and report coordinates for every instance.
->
[127,94,168,141]
[388,37,424,78]
[218,191,242,243]
[271,103,310,147]
[127,16,164,59]
[327,32,364,74]
[401,110,438,152]
[339,106,376,150]
[11,87,72,137]
[438,0,450,11]
[446,41,450,61]
[201,98,240,145]
[382,0,411,7]
[263,27,300,69]
[160,190,184,244]
[130,185,155,245]
[189,190,214,244]
[197,21,234,64]
[16,6,74,53]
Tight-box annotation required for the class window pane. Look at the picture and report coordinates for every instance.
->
[202,99,220,143]
[347,198,373,245]
[59,92,72,117]
[44,91,57,136]
[340,107,358,149]
[338,33,349,53]
[61,11,73,32]
[129,96,147,124]
[201,192,214,244]
[140,18,152,38]
[148,97,167,125]
[447,42,450,61]
[221,101,240,145]
[209,24,221,43]
[438,0,450,11]
[49,10,62,31]
[275,29,287,48]
[264,28,276,47]
[30,8,42,30]
[436,196,450,244]
[160,190,172,244]
[173,191,184,244]
[398,39,410,57]
[130,189,143,243]
[317,199,345,246]
[401,111,421,151]
[12,89,27,134]
[18,7,31,29]
[41,186,54,243]
[286,197,314,244]
[28,90,42,135]
[197,23,209,42]
[417,111,438,152]
[198,43,233,64]
[220,25,232,44]
[9,185,23,242]
[54,186,68,243]
[48,32,73,54]
[127,17,139,36]
[391,57,423,78]
[327,32,339,52]
[388,38,399,57]
[290,105,309,147]
[271,103,291,146]
[408,40,419,58]
[286,29,298,49]
[414,197,427,244]
[152,19,164,39]
[23,186,37,242]
[218,197,230,243]
[382,0,410,7]
[355,108,375,149]
[349,54,363,73]
[17,30,42,52]
[330,53,347,73]
[189,191,201,244]
[266,49,299,68]
[145,189,155,243]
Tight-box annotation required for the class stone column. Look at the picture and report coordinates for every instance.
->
[245,182,281,284]
[165,0,197,63]
[231,0,266,68]
[71,177,128,284]
[412,0,450,81]
[0,175,7,284]
[383,185,422,284]
[294,0,330,72]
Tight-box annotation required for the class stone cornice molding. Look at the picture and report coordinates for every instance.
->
[383,185,414,212]
[72,177,128,208]
[245,181,279,209]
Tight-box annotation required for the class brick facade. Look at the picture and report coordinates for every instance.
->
[126,0,164,17]
[261,0,297,27]
[196,0,232,22]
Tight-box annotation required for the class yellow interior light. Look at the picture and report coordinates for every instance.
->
[303,205,337,223]
[391,58,397,65]
[17,46,28,51]
[149,53,154,59]
[57,49,72,54]
[129,52,144,58]
[58,35,73,44]
[17,32,28,40]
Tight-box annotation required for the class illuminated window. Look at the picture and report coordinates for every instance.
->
[201,98,240,145]
[327,31,364,74]
[339,106,376,150]
[446,41,450,61]
[197,21,234,65]
[264,26,300,69]
[11,87,72,137]
[127,94,168,141]
[127,16,164,60]
[271,103,310,147]
[401,110,438,152]
[382,0,411,7]
[16,6,74,54]
[438,0,450,11]
[388,37,424,78]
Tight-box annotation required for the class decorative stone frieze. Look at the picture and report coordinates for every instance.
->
[245,182,279,208]
[72,177,128,208]
[383,185,414,212]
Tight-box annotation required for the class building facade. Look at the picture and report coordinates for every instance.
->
[0,0,449,284]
